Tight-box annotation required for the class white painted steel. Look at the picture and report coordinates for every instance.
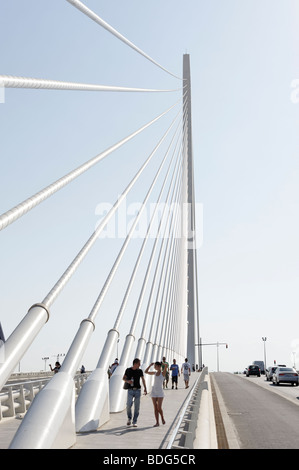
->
[0,305,49,391]
[10,371,76,449]
[166,371,203,449]
[75,328,119,432]
[66,0,182,80]
[109,126,182,412]
[0,374,88,421]
[0,75,179,93]
[4,54,200,449]
[134,102,187,361]
[0,103,178,232]
[7,330,92,445]
[10,111,179,443]
[43,104,179,310]
[75,114,182,424]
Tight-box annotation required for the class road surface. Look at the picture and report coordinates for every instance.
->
[212,372,299,449]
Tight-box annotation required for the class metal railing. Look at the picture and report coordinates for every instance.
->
[0,373,89,421]
[166,367,209,449]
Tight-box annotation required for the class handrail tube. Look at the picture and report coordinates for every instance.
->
[166,367,208,449]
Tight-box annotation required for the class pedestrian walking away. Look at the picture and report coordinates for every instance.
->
[123,358,147,427]
[170,358,180,389]
[145,362,166,427]
[161,356,169,389]
[181,358,191,388]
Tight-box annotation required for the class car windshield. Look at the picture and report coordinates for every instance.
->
[279,368,293,372]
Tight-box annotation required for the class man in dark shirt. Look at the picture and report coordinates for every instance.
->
[123,358,147,427]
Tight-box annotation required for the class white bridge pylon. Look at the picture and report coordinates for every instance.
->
[2,53,199,449]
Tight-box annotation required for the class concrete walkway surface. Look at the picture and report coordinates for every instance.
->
[0,373,199,449]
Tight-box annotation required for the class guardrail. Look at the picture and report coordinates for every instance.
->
[0,373,89,421]
[167,367,215,449]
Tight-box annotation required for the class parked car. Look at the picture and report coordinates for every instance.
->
[266,366,277,381]
[246,365,261,377]
[272,367,299,386]
[253,360,265,374]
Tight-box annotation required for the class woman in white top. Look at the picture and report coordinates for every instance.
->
[145,362,166,427]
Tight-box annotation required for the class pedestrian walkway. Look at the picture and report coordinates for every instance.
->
[73,372,198,449]
[0,373,199,449]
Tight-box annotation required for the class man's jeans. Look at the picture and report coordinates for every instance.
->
[126,389,141,424]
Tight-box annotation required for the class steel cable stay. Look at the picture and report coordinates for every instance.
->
[144,171,183,372]
[133,101,187,350]
[5,53,199,449]
[9,110,183,446]
[141,110,188,367]
[132,150,184,394]
[113,101,187,334]
[153,198,182,362]
[160,239,180,361]
[77,111,181,327]
[139,165,183,372]
[0,105,180,395]
[0,75,181,93]
[80,122,184,415]
[74,117,186,430]
[159,197,183,357]
[113,125,183,334]
[165,181,186,360]
[148,208,182,393]
[0,101,179,232]
[66,0,182,81]
[133,139,184,364]
[135,141,183,366]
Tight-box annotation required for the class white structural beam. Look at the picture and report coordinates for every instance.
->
[0,75,180,93]
[75,116,181,431]
[183,54,200,367]
[8,113,180,448]
[0,103,178,393]
[66,0,182,80]
[0,102,178,232]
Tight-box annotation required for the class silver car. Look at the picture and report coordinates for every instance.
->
[272,367,299,386]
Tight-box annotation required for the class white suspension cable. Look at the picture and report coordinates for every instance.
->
[66,0,182,80]
[0,75,180,93]
[114,121,182,334]
[140,107,187,343]
[0,101,179,232]
[88,111,181,325]
[134,138,183,362]
[60,114,180,377]
[43,109,180,309]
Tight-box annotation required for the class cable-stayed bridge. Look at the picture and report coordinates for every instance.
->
[0,0,201,449]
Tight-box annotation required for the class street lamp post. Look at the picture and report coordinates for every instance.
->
[262,337,267,372]
[42,357,49,371]
[195,341,228,372]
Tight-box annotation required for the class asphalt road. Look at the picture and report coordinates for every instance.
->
[212,372,299,449]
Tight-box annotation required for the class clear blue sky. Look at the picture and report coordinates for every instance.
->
[0,1,298,373]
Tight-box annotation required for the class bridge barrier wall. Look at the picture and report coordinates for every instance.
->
[0,373,89,421]
[167,367,217,449]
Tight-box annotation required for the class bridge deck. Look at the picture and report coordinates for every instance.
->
[73,372,198,449]
[0,373,198,449]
